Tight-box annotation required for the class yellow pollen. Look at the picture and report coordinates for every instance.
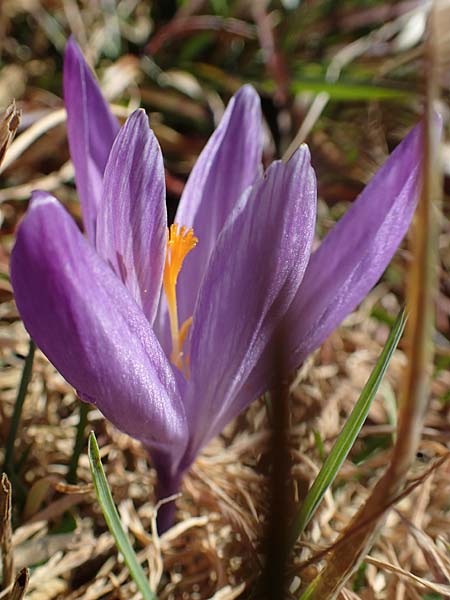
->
[163,224,198,371]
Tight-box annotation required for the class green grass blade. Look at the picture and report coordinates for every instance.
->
[4,339,35,472]
[88,432,156,600]
[290,79,413,100]
[67,402,89,484]
[290,309,406,548]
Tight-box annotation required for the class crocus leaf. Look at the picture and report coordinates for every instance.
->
[10,192,188,466]
[97,110,167,326]
[289,308,406,546]
[88,432,156,600]
[64,37,120,243]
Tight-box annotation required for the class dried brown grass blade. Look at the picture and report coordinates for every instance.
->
[8,569,29,600]
[297,453,450,574]
[365,556,450,596]
[396,512,450,584]
[0,474,13,590]
[0,102,21,169]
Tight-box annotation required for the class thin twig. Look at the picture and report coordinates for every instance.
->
[0,475,13,590]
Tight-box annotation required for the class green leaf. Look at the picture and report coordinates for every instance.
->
[4,339,35,473]
[67,402,89,484]
[313,431,325,462]
[290,309,406,548]
[289,79,413,101]
[88,432,156,600]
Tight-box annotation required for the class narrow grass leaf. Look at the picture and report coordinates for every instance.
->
[290,80,413,100]
[67,402,89,484]
[290,309,406,548]
[4,340,35,473]
[88,432,156,600]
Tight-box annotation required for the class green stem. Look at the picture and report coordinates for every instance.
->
[67,402,89,484]
[4,340,35,473]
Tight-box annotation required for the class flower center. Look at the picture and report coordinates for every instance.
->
[163,224,198,371]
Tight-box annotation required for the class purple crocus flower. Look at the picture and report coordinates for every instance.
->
[11,40,425,530]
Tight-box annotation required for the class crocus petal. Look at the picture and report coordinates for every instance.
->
[96,110,167,325]
[64,38,120,243]
[11,192,187,464]
[217,118,438,434]
[173,85,263,326]
[183,146,317,462]
[283,120,427,371]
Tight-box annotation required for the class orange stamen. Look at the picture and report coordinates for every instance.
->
[163,224,197,370]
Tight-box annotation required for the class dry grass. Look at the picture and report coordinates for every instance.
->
[1,292,450,598]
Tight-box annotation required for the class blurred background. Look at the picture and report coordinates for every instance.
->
[1,0,448,235]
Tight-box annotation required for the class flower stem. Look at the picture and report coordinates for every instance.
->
[155,469,182,534]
